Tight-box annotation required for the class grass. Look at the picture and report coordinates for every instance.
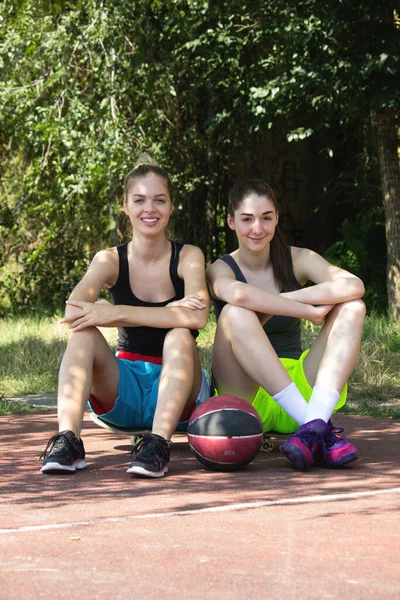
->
[302,315,400,418]
[0,393,35,415]
[0,312,399,418]
[0,315,118,397]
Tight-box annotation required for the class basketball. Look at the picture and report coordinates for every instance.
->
[187,395,263,471]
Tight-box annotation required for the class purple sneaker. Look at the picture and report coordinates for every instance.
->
[318,421,359,468]
[280,419,329,471]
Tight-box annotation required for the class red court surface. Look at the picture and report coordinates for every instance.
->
[0,410,399,599]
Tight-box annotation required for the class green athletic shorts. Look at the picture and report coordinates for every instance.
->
[251,349,347,433]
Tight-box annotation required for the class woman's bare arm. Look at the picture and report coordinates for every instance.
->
[206,259,329,323]
[62,248,119,322]
[62,245,209,332]
[282,247,365,305]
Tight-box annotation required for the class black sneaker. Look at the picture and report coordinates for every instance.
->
[39,430,87,473]
[126,433,170,478]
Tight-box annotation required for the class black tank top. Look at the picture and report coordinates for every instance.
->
[212,254,302,359]
[109,241,199,357]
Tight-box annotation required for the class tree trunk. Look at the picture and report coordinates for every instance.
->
[375,109,400,320]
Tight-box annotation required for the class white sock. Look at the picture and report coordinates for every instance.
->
[273,382,308,426]
[305,384,340,423]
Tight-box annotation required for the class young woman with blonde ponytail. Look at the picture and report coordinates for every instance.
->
[40,154,210,478]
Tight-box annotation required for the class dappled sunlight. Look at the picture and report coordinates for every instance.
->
[155,331,195,435]
[0,318,118,398]
[0,412,399,521]
[60,382,74,398]
[68,363,87,379]
[157,369,188,403]
[57,363,90,405]
[0,336,66,397]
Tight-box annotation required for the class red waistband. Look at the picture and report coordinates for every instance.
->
[116,350,163,365]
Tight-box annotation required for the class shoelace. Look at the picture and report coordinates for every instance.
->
[131,434,169,460]
[332,426,344,434]
[297,424,325,451]
[324,427,347,450]
[329,425,344,442]
[328,420,344,435]
[301,423,322,438]
[38,432,70,461]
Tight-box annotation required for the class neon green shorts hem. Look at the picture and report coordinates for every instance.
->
[250,349,347,433]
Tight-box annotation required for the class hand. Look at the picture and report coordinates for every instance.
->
[310,304,334,326]
[60,300,117,331]
[167,295,206,310]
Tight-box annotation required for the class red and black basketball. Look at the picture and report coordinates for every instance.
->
[187,395,263,472]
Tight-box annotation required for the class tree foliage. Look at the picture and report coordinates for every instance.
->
[1,0,399,315]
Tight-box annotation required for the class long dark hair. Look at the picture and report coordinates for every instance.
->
[124,153,173,203]
[227,179,296,292]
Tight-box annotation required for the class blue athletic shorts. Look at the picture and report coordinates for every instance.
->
[88,356,211,431]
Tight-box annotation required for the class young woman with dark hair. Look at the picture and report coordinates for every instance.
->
[40,154,210,478]
[206,179,365,471]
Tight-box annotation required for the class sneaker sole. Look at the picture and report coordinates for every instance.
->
[126,465,169,478]
[41,460,87,474]
[320,452,359,469]
[280,445,312,471]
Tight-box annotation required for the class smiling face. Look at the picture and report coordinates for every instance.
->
[124,174,174,235]
[228,193,279,251]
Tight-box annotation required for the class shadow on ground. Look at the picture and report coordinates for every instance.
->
[0,410,399,521]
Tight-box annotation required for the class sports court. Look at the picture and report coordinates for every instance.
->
[0,410,399,599]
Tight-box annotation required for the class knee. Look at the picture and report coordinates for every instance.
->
[66,327,102,349]
[337,299,367,325]
[220,304,257,327]
[164,327,194,348]
[344,298,366,319]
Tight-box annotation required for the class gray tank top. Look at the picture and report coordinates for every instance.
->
[212,254,302,359]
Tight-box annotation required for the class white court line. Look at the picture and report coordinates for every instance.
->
[1,486,399,535]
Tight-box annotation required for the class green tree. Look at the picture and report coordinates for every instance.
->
[241,1,400,317]
[1,0,398,318]
[0,1,172,310]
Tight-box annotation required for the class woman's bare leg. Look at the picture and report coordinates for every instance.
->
[279,300,366,471]
[57,327,120,438]
[151,328,203,440]
[212,305,292,400]
[302,299,366,423]
[303,300,366,392]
